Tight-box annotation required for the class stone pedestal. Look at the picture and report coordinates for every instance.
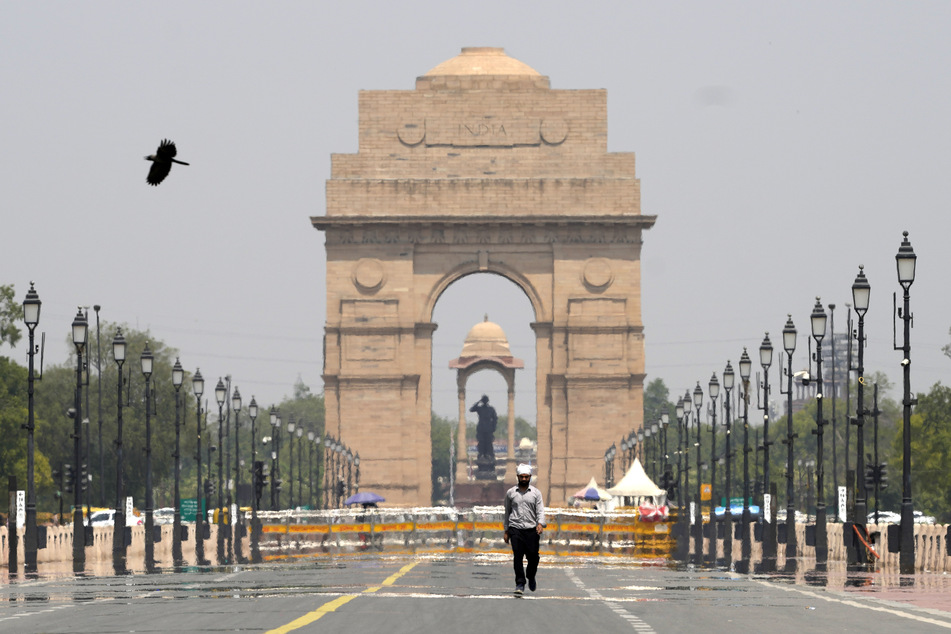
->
[454,481,508,508]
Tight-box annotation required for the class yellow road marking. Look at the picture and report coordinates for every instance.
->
[266,562,418,633]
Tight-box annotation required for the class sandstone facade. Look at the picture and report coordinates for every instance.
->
[313,47,655,505]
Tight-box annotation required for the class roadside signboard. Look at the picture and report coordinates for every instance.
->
[180,497,206,520]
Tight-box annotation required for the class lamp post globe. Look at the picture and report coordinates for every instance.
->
[895,231,916,291]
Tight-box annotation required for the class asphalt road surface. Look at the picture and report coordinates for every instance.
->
[2,554,950,633]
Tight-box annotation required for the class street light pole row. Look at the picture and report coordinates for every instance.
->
[676,231,917,572]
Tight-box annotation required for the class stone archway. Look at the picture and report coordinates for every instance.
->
[312,47,655,506]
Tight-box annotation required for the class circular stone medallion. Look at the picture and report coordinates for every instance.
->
[397,121,425,146]
[540,119,568,145]
[353,258,386,292]
[582,257,614,291]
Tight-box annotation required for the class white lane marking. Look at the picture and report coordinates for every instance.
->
[759,580,951,629]
[0,604,74,623]
[565,567,656,633]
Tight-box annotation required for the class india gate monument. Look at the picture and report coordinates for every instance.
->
[312,47,655,506]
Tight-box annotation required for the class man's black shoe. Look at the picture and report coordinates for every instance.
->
[528,578,536,592]
[514,585,524,597]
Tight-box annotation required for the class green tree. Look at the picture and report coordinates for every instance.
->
[0,284,23,349]
[33,323,196,514]
[493,414,536,443]
[0,356,52,503]
[431,412,453,504]
[272,378,325,508]
[644,378,673,428]
[891,382,951,522]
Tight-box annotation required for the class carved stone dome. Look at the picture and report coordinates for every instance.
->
[417,47,550,91]
[424,47,541,77]
[460,315,512,358]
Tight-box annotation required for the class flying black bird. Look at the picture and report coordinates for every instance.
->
[145,139,189,186]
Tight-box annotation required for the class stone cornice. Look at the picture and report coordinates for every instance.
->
[313,215,656,245]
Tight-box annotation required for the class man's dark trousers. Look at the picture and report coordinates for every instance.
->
[510,527,540,586]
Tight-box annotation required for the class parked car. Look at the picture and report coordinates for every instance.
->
[914,510,936,524]
[714,504,761,520]
[85,509,143,527]
[867,511,901,524]
[154,507,175,525]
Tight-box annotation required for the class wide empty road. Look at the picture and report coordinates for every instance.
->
[2,554,950,633]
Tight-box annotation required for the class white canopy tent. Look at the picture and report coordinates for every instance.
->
[606,457,666,507]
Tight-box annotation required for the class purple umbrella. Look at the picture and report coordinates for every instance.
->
[345,491,385,506]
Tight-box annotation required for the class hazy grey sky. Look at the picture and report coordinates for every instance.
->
[3,2,950,427]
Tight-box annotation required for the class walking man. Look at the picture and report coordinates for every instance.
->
[503,464,546,597]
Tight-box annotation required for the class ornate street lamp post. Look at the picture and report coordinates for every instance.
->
[721,361,735,565]
[192,369,208,565]
[810,298,829,568]
[22,283,41,574]
[248,397,261,563]
[324,436,333,508]
[692,382,703,565]
[675,398,685,510]
[660,413,670,487]
[71,308,88,573]
[895,232,916,573]
[141,344,156,572]
[269,407,278,510]
[273,413,282,509]
[851,267,871,567]
[308,432,315,507]
[758,333,776,571]
[781,316,799,572]
[706,372,720,567]
[214,378,227,564]
[287,419,296,508]
[738,348,753,570]
[231,386,244,563]
[111,329,127,571]
[171,357,184,567]
[298,427,305,506]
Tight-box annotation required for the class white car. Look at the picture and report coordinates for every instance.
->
[154,507,176,525]
[867,510,936,525]
[86,509,143,527]
[914,510,936,524]
[867,511,900,524]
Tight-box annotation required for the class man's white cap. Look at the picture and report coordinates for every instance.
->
[516,464,532,476]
